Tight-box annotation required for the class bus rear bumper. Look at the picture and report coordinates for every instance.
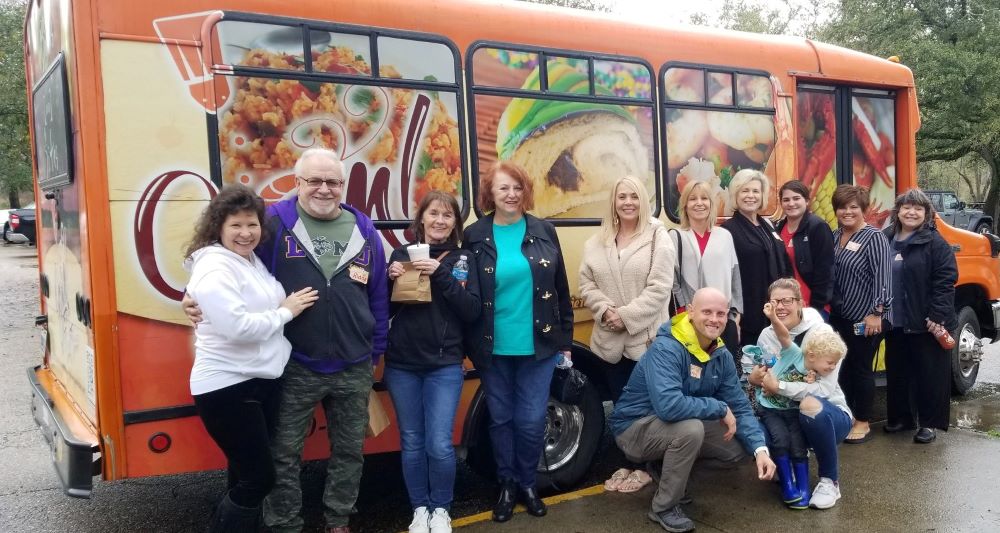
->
[27,366,102,498]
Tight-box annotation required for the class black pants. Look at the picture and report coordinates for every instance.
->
[723,318,742,375]
[605,357,638,403]
[194,377,280,507]
[885,329,951,431]
[831,314,882,422]
[759,407,807,459]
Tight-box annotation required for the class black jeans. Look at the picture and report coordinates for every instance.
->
[194,377,280,507]
[831,313,882,422]
[759,407,807,459]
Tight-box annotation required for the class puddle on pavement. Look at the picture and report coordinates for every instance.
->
[951,382,1000,433]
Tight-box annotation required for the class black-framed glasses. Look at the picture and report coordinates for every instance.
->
[769,297,800,307]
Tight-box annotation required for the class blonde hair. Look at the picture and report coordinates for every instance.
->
[801,324,847,362]
[729,169,771,213]
[678,180,718,230]
[601,176,653,243]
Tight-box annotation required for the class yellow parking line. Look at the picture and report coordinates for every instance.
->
[451,484,605,528]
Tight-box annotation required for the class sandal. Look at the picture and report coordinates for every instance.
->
[617,469,653,493]
[844,429,872,444]
[603,468,631,491]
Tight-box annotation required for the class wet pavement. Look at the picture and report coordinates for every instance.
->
[456,421,1000,532]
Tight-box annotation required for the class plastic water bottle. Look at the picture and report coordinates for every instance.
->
[556,353,573,369]
[452,255,469,288]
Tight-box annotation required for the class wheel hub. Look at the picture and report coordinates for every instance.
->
[538,399,584,472]
[957,324,983,377]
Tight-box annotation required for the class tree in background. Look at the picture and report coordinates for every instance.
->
[691,0,831,37]
[0,0,30,209]
[821,0,1000,218]
[518,0,613,12]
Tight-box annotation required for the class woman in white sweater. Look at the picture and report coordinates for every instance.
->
[579,176,675,493]
[185,185,317,532]
[671,180,743,355]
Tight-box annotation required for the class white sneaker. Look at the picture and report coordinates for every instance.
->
[809,477,841,509]
[428,508,452,533]
[408,506,430,533]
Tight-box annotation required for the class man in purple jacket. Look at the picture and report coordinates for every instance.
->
[257,148,389,533]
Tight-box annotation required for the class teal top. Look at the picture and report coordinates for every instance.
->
[492,217,535,356]
[756,343,809,410]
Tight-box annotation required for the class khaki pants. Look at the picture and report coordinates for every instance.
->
[614,416,747,513]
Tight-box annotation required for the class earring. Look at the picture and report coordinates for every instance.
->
[613,214,620,226]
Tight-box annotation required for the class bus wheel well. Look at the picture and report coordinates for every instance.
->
[955,284,995,339]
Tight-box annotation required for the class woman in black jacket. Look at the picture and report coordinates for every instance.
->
[775,180,835,317]
[385,191,481,532]
[883,189,958,444]
[721,169,792,356]
[464,161,573,523]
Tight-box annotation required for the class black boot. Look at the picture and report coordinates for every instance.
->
[208,494,260,533]
[520,486,547,517]
[492,479,517,522]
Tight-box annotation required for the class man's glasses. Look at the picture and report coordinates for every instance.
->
[298,177,345,189]
[769,297,800,307]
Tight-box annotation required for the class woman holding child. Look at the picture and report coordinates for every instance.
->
[750,278,853,510]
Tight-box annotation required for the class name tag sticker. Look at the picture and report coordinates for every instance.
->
[349,264,369,284]
[894,253,903,261]
[690,364,703,379]
[845,241,861,252]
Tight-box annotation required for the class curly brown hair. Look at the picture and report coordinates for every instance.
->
[185,184,268,257]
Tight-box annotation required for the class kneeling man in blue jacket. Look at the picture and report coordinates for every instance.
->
[609,287,776,533]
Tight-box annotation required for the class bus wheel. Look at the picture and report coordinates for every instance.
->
[536,378,603,491]
[952,306,983,395]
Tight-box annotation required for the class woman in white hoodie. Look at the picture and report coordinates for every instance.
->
[579,176,675,493]
[185,185,317,532]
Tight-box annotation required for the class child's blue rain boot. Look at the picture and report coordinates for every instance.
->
[788,459,811,509]
[775,455,802,505]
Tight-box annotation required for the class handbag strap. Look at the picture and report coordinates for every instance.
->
[436,250,451,261]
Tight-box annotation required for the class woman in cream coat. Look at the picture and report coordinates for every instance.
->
[579,176,675,493]
[672,179,743,358]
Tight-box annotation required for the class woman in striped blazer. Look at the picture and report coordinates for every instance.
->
[829,184,891,444]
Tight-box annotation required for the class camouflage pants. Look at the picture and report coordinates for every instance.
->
[263,358,373,532]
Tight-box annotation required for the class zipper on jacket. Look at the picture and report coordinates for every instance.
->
[327,278,333,352]
[439,321,449,358]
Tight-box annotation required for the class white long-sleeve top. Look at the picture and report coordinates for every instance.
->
[186,244,293,395]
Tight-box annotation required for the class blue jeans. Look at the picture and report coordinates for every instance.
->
[384,364,464,510]
[480,354,558,488]
[799,396,852,481]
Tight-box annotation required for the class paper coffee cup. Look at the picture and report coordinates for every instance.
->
[407,243,430,261]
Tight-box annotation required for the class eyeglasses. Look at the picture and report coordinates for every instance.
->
[298,177,345,189]
[769,297,800,307]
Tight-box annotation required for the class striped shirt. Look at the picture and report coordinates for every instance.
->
[831,224,892,321]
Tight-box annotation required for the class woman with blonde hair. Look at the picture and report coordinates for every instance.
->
[672,179,742,354]
[579,176,675,493]
[722,169,792,357]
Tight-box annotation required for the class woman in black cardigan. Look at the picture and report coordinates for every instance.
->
[883,189,958,444]
[721,169,792,356]
[775,180,835,317]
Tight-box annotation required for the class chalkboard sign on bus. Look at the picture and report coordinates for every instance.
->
[32,53,74,191]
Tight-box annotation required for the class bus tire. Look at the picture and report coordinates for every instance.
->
[951,306,981,395]
[536,378,603,491]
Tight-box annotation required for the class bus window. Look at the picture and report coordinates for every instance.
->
[593,60,652,100]
[377,37,455,83]
[797,87,838,227]
[736,73,772,108]
[471,47,539,89]
[545,55,589,94]
[707,71,733,105]
[469,44,657,222]
[662,65,775,220]
[851,90,896,208]
[211,16,465,225]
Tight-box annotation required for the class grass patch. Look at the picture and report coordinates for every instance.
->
[987,428,1000,439]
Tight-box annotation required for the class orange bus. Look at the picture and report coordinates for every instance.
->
[26,0,999,498]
